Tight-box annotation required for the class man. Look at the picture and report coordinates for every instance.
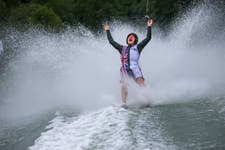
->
[103,19,153,104]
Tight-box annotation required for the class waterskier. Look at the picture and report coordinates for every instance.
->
[103,19,153,104]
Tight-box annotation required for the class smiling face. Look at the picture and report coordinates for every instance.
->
[127,35,136,45]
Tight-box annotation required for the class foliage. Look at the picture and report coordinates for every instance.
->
[28,4,62,28]
[8,4,62,28]
[46,0,75,24]
[149,0,180,28]
[8,4,33,24]
[0,0,7,21]
[1,0,224,31]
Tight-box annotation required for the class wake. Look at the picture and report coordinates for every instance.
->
[29,106,176,150]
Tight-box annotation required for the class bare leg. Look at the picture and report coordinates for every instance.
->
[121,81,128,104]
[136,77,149,101]
[121,78,144,104]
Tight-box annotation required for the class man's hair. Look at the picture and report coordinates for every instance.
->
[126,33,138,45]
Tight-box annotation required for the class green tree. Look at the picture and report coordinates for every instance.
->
[32,0,76,24]
[149,0,180,29]
[3,0,220,32]
[46,0,76,24]
[9,4,62,28]
[8,4,33,24]
[4,0,21,7]
[28,5,62,28]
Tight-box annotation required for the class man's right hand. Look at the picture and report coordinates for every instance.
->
[147,19,153,27]
[103,24,110,30]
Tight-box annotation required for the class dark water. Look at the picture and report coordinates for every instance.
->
[0,113,54,150]
[149,99,225,149]
[1,98,224,150]
[125,98,225,149]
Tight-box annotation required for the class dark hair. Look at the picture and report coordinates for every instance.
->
[126,33,138,45]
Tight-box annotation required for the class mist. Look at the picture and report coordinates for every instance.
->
[0,3,225,119]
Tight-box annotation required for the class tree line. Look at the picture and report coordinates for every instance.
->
[0,0,224,31]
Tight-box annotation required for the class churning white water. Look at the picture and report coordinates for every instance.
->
[1,4,225,117]
[29,106,177,150]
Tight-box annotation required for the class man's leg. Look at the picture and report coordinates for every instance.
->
[121,81,128,104]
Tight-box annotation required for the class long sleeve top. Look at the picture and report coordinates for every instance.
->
[106,26,151,54]
[106,26,152,70]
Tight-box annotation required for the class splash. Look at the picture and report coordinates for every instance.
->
[0,3,225,118]
[29,106,176,150]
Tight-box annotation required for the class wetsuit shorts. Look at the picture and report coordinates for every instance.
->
[120,66,144,82]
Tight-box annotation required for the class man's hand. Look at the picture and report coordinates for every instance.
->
[103,24,110,30]
[147,19,153,27]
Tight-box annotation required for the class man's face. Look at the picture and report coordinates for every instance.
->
[127,35,135,45]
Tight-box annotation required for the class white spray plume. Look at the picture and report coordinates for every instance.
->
[1,4,225,118]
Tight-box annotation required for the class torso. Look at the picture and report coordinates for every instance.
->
[121,45,140,70]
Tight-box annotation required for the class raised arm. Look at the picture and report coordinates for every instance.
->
[137,19,153,53]
[103,24,123,54]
